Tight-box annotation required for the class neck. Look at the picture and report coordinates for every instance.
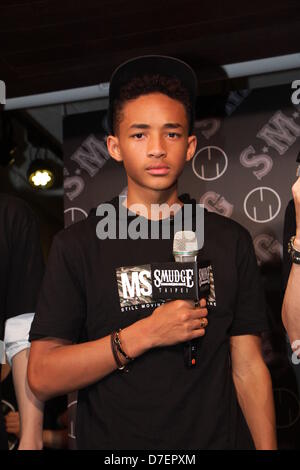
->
[124,179,183,220]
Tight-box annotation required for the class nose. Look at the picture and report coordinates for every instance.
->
[147,133,166,159]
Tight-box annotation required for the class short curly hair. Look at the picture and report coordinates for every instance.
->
[112,74,193,135]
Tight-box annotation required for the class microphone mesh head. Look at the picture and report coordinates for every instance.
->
[173,231,198,253]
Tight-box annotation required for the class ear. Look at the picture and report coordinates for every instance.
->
[106,135,123,162]
[186,134,197,162]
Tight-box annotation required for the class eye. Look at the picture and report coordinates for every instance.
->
[131,133,144,139]
[167,132,181,139]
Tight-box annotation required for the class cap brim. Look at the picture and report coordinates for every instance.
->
[107,55,197,134]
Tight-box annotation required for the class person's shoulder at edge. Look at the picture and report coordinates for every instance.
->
[0,194,42,248]
[0,192,36,221]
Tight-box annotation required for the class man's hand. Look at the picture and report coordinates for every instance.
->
[5,411,20,439]
[292,177,300,248]
[144,299,208,348]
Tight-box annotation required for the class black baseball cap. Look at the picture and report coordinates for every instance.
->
[107,55,198,135]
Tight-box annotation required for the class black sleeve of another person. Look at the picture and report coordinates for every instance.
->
[5,202,44,321]
[29,231,86,343]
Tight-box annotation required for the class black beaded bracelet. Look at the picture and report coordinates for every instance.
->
[114,329,134,363]
[288,236,300,265]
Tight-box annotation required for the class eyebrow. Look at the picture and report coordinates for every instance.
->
[129,123,184,129]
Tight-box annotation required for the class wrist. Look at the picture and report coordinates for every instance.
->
[138,316,156,350]
[255,439,277,450]
[18,436,43,450]
[121,317,154,359]
[19,423,44,450]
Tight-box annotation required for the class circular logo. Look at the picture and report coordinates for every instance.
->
[192,146,228,181]
[64,207,88,227]
[273,388,300,429]
[244,187,281,223]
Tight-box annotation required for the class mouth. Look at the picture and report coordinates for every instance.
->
[145,165,170,176]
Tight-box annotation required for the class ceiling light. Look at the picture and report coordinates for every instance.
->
[27,159,55,189]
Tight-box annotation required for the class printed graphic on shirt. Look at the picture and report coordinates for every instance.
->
[116,264,158,311]
[116,263,217,310]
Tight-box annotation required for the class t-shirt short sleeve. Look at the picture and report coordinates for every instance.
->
[5,210,44,322]
[29,231,86,343]
[229,227,269,336]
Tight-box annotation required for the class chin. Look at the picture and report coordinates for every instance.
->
[146,181,177,192]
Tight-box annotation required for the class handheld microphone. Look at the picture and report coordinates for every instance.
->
[173,231,207,369]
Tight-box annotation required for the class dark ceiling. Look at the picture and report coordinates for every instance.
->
[1,0,300,99]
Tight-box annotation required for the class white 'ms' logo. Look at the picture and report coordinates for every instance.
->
[121,270,152,299]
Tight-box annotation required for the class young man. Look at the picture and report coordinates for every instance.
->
[28,56,276,450]
[0,194,44,449]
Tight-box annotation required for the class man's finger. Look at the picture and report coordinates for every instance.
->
[189,308,208,319]
[192,318,208,329]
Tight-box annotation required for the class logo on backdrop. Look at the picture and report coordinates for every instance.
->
[192,146,228,181]
[225,90,251,116]
[199,192,234,218]
[70,134,109,177]
[239,146,273,180]
[244,187,281,223]
[254,234,283,265]
[64,176,85,201]
[64,207,88,227]
[64,134,110,203]
[240,110,300,181]
[194,119,220,140]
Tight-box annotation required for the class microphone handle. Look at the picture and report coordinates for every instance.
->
[184,299,200,369]
[173,254,200,369]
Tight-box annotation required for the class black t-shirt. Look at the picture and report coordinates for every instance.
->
[0,194,44,450]
[30,195,268,450]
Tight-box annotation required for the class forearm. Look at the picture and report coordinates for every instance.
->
[12,348,44,450]
[232,361,277,450]
[282,263,300,343]
[29,299,208,401]
[28,317,151,401]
